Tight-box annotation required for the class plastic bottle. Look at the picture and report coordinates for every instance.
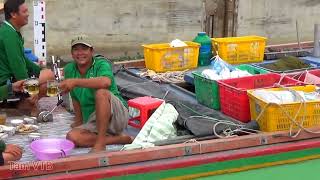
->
[24,48,39,63]
[193,32,213,66]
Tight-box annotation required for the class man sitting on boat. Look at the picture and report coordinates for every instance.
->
[59,35,132,152]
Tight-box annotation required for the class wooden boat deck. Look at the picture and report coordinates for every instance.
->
[3,97,139,163]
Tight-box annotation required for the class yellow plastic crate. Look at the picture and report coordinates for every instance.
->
[212,36,267,64]
[247,85,320,132]
[142,41,200,72]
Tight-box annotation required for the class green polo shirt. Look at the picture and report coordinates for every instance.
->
[0,21,41,86]
[64,56,127,123]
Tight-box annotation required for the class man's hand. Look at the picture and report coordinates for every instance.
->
[58,79,77,94]
[4,144,23,157]
[12,80,25,92]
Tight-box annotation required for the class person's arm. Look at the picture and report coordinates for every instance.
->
[0,140,5,166]
[0,80,25,100]
[0,85,8,100]
[60,61,113,93]
[0,140,6,153]
[71,99,83,128]
[59,77,111,94]
[3,36,29,80]
[25,59,41,77]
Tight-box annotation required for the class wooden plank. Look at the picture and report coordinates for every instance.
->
[26,138,320,179]
[114,59,145,68]
[2,127,320,178]
[266,41,314,50]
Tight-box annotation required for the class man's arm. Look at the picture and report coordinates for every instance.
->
[59,77,111,94]
[0,140,5,166]
[71,98,83,128]
[73,77,111,89]
[0,80,25,101]
[0,140,6,153]
[0,85,8,100]
[25,59,41,77]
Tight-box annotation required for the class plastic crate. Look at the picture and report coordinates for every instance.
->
[235,64,269,74]
[251,58,319,73]
[142,42,200,72]
[192,65,269,110]
[247,85,320,132]
[212,36,267,64]
[217,73,301,122]
[286,69,320,85]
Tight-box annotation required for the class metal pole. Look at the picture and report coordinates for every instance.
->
[296,20,302,50]
[313,24,320,57]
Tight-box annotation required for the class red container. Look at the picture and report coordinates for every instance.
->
[217,73,301,123]
[286,69,320,85]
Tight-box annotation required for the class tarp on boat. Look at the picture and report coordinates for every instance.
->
[113,66,257,138]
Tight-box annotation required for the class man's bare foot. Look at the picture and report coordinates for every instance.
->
[90,143,106,153]
[119,134,134,144]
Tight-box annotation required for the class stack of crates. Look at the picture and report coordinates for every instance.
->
[217,73,301,122]
[193,64,269,110]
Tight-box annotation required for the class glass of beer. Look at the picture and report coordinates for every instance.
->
[0,112,6,125]
[24,78,40,95]
[47,80,59,97]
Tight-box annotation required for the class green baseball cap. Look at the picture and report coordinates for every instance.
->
[71,35,93,48]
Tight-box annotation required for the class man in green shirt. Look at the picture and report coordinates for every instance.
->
[59,35,132,152]
[0,0,53,115]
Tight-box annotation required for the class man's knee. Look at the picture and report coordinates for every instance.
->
[66,130,80,142]
[95,89,111,100]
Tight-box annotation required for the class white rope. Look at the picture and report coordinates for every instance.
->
[139,69,188,84]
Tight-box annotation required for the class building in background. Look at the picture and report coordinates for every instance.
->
[5,0,320,60]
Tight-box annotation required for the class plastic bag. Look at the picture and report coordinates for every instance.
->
[170,39,187,47]
[211,55,235,74]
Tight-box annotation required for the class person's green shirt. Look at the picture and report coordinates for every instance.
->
[64,56,127,123]
[0,21,40,86]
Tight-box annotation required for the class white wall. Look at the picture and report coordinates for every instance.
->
[236,0,320,44]
[21,0,203,60]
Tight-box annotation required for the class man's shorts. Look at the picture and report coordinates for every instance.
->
[76,93,129,135]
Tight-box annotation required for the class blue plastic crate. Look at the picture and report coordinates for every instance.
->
[251,57,320,73]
